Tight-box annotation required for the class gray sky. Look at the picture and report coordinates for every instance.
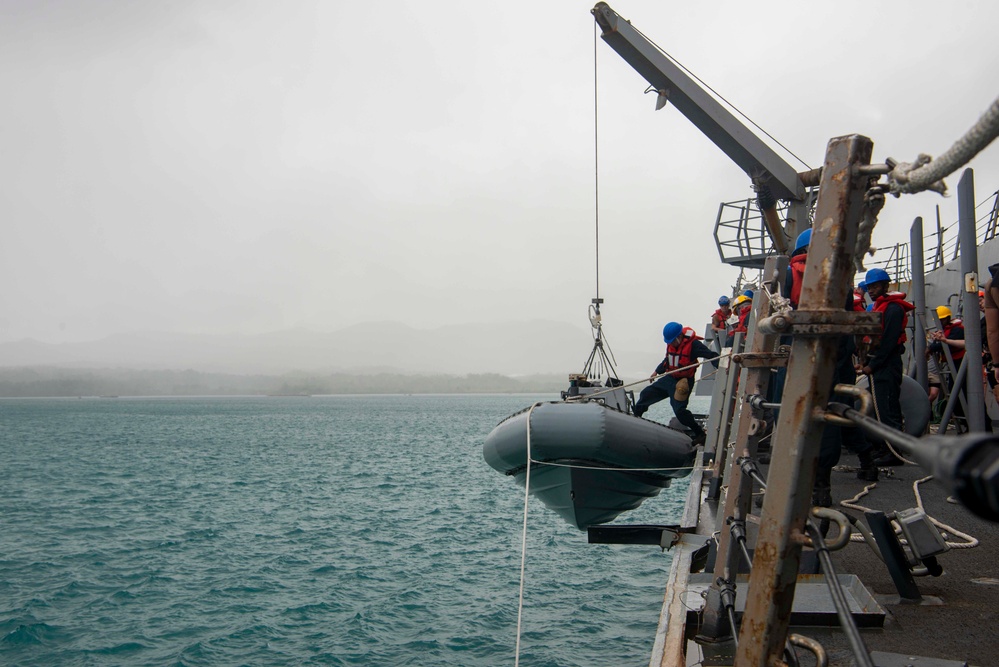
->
[3,0,999,356]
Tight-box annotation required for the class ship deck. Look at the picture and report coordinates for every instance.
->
[662,448,999,667]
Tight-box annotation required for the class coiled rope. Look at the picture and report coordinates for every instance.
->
[839,478,978,550]
[888,94,999,196]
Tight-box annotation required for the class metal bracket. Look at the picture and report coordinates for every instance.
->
[587,524,685,550]
[732,351,790,368]
[756,310,882,336]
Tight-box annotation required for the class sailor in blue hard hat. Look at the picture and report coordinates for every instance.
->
[633,322,719,445]
[794,228,811,252]
[711,297,733,343]
[858,267,915,466]
[780,225,880,492]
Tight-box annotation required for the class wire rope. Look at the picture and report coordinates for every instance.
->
[632,25,812,171]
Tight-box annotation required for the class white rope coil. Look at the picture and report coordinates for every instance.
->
[839,478,978,549]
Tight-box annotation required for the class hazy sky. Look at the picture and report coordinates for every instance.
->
[3,0,999,355]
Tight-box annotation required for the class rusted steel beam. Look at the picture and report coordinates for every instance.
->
[734,134,874,666]
[698,255,787,641]
[731,350,790,368]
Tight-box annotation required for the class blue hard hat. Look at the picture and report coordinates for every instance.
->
[865,267,890,285]
[718,295,730,306]
[794,228,812,252]
[742,289,754,299]
[662,322,683,343]
[858,280,867,292]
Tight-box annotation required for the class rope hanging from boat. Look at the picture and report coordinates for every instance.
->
[514,401,543,667]
[887,94,999,196]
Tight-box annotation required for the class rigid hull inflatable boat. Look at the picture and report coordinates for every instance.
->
[483,384,695,530]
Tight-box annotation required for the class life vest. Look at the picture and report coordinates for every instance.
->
[872,292,915,345]
[665,327,700,378]
[943,319,965,363]
[852,291,865,312]
[712,308,732,331]
[732,304,752,334]
[789,253,808,308]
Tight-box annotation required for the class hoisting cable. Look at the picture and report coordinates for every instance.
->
[632,24,812,171]
[593,21,601,304]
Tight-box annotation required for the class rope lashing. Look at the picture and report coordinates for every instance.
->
[887,94,999,196]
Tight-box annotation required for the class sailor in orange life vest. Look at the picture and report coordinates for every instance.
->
[857,267,916,466]
[711,296,733,345]
[633,322,720,445]
[725,295,753,347]
[928,305,966,367]
[785,229,880,495]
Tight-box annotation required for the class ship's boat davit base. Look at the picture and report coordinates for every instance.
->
[483,401,695,530]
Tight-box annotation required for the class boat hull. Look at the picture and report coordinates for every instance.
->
[483,401,695,529]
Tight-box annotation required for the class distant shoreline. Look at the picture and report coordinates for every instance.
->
[0,366,568,399]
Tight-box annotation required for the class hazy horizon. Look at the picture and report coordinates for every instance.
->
[4,1,999,358]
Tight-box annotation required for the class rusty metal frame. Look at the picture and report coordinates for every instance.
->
[733,135,874,666]
[698,255,787,641]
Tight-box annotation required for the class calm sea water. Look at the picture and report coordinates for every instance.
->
[1,394,693,666]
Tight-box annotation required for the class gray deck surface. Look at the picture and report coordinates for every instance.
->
[680,447,998,667]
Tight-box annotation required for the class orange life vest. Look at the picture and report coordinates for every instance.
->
[789,253,808,308]
[943,319,966,363]
[665,327,701,378]
[872,292,915,345]
[732,304,752,334]
[712,308,731,330]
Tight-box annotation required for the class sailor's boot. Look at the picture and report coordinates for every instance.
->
[856,447,880,482]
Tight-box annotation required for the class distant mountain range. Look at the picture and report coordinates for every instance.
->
[0,321,646,378]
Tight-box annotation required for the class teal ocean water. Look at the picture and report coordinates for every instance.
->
[1,394,692,666]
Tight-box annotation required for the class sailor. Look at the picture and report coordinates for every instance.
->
[784,228,879,492]
[929,305,965,367]
[633,322,719,445]
[728,294,753,346]
[980,288,999,409]
[928,304,970,428]
[857,268,915,466]
[711,296,733,347]
[985,263,999,390]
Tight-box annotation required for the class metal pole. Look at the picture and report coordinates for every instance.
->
[699,255,787,640]
[734,134,873,666]
[910,217,928,392]
[958,169,986,431]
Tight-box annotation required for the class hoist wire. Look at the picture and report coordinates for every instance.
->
[593,22,601,302]
[632,25,813,171]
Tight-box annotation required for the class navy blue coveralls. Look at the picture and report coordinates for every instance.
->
[633,339,718,437]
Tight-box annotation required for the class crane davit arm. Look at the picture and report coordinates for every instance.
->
[592,2,804,251]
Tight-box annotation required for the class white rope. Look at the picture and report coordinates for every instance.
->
[514,402,543,666]
[839,478,977,549]
[912,476,978,549]
[565,353,733,402]
[528,459,695,473]
[888,94,999,196]
[864,371,918,465]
